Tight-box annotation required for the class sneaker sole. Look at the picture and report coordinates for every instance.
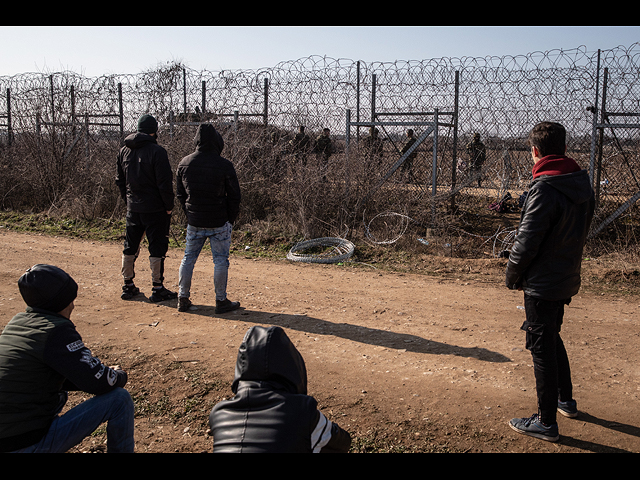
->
[508,420,559,442]
[178,302,193,312]
[215,304,240,314]
[557,408,578,418]
[121,291,141,300]
[150,295,177,303]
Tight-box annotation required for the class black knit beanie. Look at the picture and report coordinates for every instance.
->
[18,264,78,313]
[137,114,158,134]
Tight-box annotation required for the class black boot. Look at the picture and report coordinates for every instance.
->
[121,283,140,300]
[150,285,178,303]
[215,298,240,314]
[178,297,193,312]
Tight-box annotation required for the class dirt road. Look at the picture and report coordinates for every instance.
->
[1,229,638,453]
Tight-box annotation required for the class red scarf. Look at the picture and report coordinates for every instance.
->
[532,155,582,179]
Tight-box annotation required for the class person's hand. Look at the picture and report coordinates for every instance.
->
[110,365,122,371]
[167,210,172,215]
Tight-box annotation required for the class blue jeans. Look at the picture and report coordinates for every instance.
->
[11,388,134,453]
[179,223,232,301]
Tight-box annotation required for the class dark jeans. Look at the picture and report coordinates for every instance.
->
[522,294,573,425]
[123,210,171,258]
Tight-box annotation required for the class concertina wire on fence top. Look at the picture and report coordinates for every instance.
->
[1,43,639,253]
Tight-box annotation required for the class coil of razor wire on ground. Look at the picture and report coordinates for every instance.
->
[447,225,517,258]
[286,237,355,264]
[362,210,518,259]
[490,227,517,258]
[363,211,414,245]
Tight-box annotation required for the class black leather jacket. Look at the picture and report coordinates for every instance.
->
[176,124,241,228]
[506,165,595,301]
[209,326,351,453]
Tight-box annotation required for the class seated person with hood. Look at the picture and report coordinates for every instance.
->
[209,325,351,453]
[0,264,134,453]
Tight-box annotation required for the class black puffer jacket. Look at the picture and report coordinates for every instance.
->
[209,326,351,453]
[0,307,128,451]
[115,132,174,213]
[176,124,241,228]
[506,161,595,301]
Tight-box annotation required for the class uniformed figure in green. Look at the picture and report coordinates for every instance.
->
[290,126,311,165]
[466,133,486,187]
[314,128,334,181]
[314,128,333,163]
[361,127,384,166]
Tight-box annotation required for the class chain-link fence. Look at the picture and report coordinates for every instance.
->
[1,44,639,257]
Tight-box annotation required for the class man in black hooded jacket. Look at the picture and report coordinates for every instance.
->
[176,123,242,314]
[209,326,351,453]
[506,122,595,442]
[115,114,177,303]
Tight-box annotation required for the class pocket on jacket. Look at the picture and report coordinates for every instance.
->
[520,321,545,354]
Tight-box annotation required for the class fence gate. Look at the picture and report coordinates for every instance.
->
[588,65,640,239]
[346,109,444,196]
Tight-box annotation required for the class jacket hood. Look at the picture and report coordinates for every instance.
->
[534,165,594,205]
[532,155,581,179]
[231,326,307,395]
[194,123,224,155]
[124,131,157,149]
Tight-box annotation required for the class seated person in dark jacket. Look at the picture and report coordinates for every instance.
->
[0,265,134,453]
[506,122,595,442]
[209,325,351,453]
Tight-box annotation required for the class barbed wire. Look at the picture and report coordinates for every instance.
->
[1,44,639,256]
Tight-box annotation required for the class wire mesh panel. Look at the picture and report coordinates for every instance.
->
[0,45,639,255]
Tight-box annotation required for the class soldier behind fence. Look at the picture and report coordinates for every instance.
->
[361,127,384,167]
[314,128,334,180]
[314,128,333,163]
[289,126,311,165]
[466,133,486,187]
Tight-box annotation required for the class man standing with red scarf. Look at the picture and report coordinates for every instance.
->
[506,122,595,442]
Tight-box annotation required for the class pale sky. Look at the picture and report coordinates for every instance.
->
[1,26,638,77]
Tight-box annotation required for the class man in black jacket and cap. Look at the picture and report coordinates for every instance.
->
[115,114,177,303]
[175,123,242,314]
[506,122,595,442]
[0,265,134,453]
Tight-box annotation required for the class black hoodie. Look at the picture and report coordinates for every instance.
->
[115,132,175,213]
[176,124,241,228]
[209,326,351,453]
